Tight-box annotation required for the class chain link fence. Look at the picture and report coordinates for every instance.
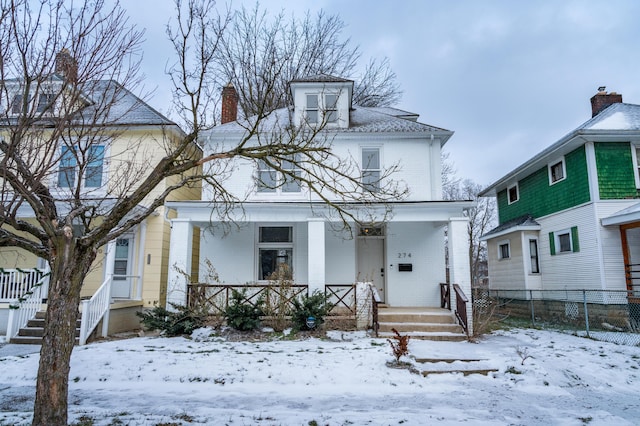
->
[472,288,640,346]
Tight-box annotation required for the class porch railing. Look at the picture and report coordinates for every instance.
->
[1,268,46,302]
[370,285,382,337]
[79,276,112,345]
[5,269,50,341]
[453,283,469,335]
[440,282,451,310]
[187,283,358,317]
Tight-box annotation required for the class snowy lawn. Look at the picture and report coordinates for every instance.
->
[0,327,639,426]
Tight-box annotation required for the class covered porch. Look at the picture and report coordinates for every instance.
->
[165,200,473,322]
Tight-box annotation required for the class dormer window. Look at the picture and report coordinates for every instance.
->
[306,94,318,123]
[325,94,338,123]
[10,94,23,114]
[36,92,56,114]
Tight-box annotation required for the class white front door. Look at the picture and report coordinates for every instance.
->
[357,237,385,303]
[111,237,133,298]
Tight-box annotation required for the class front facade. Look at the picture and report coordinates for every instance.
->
[481,89,640,305]
[166,75,473,316]
[0,71,200,335]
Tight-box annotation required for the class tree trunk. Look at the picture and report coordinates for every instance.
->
[32,238,97,426]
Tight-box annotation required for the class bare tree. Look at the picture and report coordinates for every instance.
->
[444,179,496,285]
[0,1,404,424]
[212,3,402,121]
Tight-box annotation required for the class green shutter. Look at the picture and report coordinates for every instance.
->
[549,232,556,255]
[571,226,580,252]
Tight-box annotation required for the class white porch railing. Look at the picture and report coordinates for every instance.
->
[5,269,50,341]
[79,276,112,346]
[0,268,47,302]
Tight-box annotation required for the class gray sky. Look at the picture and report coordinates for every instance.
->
[122,0,640,186]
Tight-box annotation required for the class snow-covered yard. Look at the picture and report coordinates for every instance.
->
[0,328,639,426]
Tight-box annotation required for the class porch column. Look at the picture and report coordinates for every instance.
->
[166,218,193,310]
[307,217,326,294]
[104,240,116,285]
[448,216,472,334]
[135,220,147,300]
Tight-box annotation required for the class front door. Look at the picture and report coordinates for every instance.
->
[111,237,133,299]
[357,234,385,303]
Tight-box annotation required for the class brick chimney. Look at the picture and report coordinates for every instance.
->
[55,49,77,82]
[221,83,238,124]
[590,86,622,117]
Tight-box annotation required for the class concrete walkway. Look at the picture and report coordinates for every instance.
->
[0,341,40,358]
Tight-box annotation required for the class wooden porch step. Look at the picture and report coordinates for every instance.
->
[10,311,82,345]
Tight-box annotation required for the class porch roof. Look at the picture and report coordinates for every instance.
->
[602,202,640,227]
[165,200,475,225]
[480,214,541,241]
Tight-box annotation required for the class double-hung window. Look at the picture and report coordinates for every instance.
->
[361,147,381,192]
[325,94,338,123]
[549,227,580,255]
[10,94,23,115]
[529,239,540,273]
[498,240,510,260]
[507,184,519,204]
[258,226,293,280]
[257,155,301,194]
[57,145,105,189]
[306,94,318,124]
[36,93,55,114]
[549,158,566,184]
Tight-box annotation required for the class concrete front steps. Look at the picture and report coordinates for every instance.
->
[377,307,467,342]
[9,311,81,345]
[414,357,499,377]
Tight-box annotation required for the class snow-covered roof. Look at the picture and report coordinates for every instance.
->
[480,102,640,197]
[601,202,640,226]
[289,74,353,83]
[480,214,541,241]
[205,105,451,137]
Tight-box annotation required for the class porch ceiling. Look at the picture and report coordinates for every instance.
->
[166,200,474,225]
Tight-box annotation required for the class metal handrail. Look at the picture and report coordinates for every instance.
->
[370,284,381,337]
[79,276,112,345]
[440,282,451,310]
[5,269,50,340]
[453,283,469,335]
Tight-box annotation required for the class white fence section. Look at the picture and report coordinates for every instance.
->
[79,276,112,346]
[0,268,46,302]
[5,269,50,341]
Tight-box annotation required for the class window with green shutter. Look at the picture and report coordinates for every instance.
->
[549,226,579,255]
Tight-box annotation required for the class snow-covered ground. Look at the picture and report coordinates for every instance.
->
[0,328,639,426]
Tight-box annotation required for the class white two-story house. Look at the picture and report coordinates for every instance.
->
[165,75,473,322]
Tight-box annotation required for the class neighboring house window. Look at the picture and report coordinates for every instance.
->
[507,184,519,204]
[549,227,580,255]
[36,92,55,113]
[257,155,301,194]
[549,158,566,184]
[498,240,510,260]
[57,145,105,189]
[258,226,293,280]
[10,94,23,115]
[529,239,540,273]
[361,147,381,192]
[325,94,338,123]
[306,94,318,123]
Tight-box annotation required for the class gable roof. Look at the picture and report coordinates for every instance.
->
[480,102,640,197]
[1,77,176,128]
[289,74,354,84]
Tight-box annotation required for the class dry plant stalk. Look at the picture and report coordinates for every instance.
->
[387,328,410,362]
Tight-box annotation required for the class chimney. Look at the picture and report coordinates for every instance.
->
[590,86,622,117]
[55,49,77,82]
[221,83,238,124]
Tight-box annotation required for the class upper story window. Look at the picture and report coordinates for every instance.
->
[305,93,339,125]
[57,145,105,189]
[507,183,519,204]
[257,155,301,194]
[36,92,56,114]
[306,95,318,123]
[10,94,23,115]
[549,158,566,185]
[361,147,381,192]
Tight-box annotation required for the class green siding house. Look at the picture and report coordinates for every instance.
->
[480,89,640,312]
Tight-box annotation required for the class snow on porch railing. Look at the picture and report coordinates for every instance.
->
[79,276,112,346]
[0,268,47,302]
[5,268,50,341]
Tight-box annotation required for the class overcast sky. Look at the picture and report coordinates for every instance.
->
[122,0,640,187]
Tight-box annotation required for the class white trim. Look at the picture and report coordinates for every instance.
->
[507,183,519,204]
[548,157,566,185]
[554,228,573,253]
[585,142,600,202]
[632,144,640,189]
[497,239,510,260]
